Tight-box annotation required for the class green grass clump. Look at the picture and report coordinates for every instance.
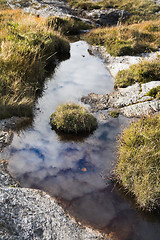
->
[108,110,119,118]
[47,16,92,35]
[50,103,98,134]
[115,59,160,88]
[115,114,160,211]
[0,9,70,119]
[68,0,101,10]
[86,19,160,56]
[147,86,160,99]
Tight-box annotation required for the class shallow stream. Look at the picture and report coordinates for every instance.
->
[2,41,160,240]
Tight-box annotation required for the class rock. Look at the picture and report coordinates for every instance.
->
[81,93,109,111]
[0,160,108,240]
[0,188,108,240]
[0,131,13,152]
[0,160,19,188]
[0,117,31,131]
[7,0,72,18]
[90,45,160,77]
[6,0,130,27]
[82,81,160,117]
[83,8,130,26]
[120,99,160,118]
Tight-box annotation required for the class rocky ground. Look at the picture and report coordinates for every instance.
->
[81,44,160,119]
[6,0,130,26]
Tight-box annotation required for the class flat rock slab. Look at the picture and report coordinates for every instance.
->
[120,99,160,118]
[90,46,160,77]
[82,81,160,118]
[0,187,108,240]
[7,0,72,17]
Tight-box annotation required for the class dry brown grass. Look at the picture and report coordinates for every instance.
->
[0,9,70,119]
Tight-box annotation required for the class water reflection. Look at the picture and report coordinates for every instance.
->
[2,41,160,240]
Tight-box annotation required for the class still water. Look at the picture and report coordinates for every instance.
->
[2,41,160,240]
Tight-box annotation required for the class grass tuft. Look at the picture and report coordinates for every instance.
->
[50,103,98,134]
[108,110,119,118]
[147,86,160,99]
[115,114,160,211]
[0,9,70,119]
[115,59,160,88]
[47,16,92,35]
[85,19,160,56]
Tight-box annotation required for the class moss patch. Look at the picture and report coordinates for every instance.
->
[50,103,98,134]
[108,110,119,118]
[147,86,160,99]
[115,59,160,88]
[115,114,160,211]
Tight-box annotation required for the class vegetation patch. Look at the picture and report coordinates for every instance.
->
[50,103,98,134]
[0,0,8,10]
[0,8,70,119]
[85,19,160,56]
[115,59,160,88]
[147,86,160,99]
[108,110,119,118]
[68,0,160,23]
[115,114,160,211]
[47,16,92,35]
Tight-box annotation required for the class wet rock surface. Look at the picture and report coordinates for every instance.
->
[82,81,160,118]
[0,185,107,240]
[0,117,31,152]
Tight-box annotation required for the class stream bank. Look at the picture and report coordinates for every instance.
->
[82,45,160,118]
[1,41,160,240]
[1,1,160,240]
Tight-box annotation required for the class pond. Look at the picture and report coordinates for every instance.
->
[2,41,160,240]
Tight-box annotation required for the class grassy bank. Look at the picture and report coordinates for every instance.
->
[68,0,160,23]
[0,8,70,119]
[115,58,160,88]
[85,19,160,56]
[115,114,160,211]
[47,16,92,35]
